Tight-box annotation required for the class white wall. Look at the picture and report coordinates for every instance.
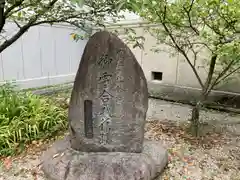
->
[0,22,87,89]
[1,20,239,94]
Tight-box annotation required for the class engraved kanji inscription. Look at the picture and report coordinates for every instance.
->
[98,72,112,86]
[98,89,113,144]
[99,90,113,103]
[97,54,113,68]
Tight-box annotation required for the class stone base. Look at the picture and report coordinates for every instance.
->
[40,136,168,180]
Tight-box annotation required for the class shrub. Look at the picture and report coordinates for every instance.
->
[0,83,68,156]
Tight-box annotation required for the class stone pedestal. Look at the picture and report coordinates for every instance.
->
[40,136,168,180]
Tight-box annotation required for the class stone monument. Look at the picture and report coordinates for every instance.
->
[41,31,168,180]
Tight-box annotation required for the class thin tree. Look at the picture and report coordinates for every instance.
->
[126,0,240,136]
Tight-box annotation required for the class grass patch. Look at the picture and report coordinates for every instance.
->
[0,83,68,156]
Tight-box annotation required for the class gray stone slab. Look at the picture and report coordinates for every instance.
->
[68,31,148,153]
[40,136,168,180]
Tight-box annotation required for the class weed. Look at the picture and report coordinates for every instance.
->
[0,83,67,156]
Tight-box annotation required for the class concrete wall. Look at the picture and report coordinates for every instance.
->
[104,21,240,95]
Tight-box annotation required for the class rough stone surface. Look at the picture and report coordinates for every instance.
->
[68,31,148,153]
[40,136,168,180]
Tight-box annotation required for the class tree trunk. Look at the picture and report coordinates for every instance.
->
[190,101,202,137]
[190,91,208,137]
[189,55,217,136]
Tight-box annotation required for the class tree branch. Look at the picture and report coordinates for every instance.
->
[216,6,238,33]
[30,11,92,33]
[190,46,198,67]
[0,34,7,41]
[31,13,81,26]
[181,41,214,53]
[0,0,5,33]
[0,0,59,53]
[202,19,225,42]
[31,18,90,33]
[204,54,217,95]
[14,20,22,28]
[64,20,90,33]
[207,58,237,93]
[4,0,25,17]
[183,0,199,35]
[5,5,29,18]
[216,66,240,85]
[202,18,236,45]
[159,5,204,88]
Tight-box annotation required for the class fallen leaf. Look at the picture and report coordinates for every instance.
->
[3,157,12,170]
[53,153,60,158]
[31,168,38,180]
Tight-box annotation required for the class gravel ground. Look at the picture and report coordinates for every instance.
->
[147,99,240,136]
[0,98,240,180]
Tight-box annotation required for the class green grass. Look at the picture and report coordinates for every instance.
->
[0,83,68,156]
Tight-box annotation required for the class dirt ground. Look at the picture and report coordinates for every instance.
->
[0,98,240,180]
[148,99,240,136]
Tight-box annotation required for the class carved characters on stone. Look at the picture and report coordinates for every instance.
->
[68,31,148,153]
